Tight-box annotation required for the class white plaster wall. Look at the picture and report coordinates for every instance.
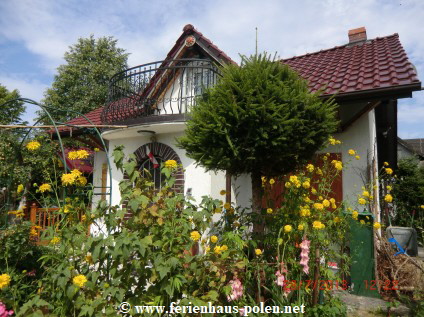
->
[91,151,108,207]
[318,110,374,210]
[106,132,215,207]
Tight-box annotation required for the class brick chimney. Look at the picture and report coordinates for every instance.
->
[348,27,367,44]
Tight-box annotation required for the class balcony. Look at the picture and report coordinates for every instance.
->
[101,59,220,126]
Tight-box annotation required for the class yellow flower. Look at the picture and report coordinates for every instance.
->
[190,231,201,242]
[39,183,52,193]
[94,148,100,152]
[348,149,356,156]
[334,162,343,171]
[289,175,298,183]
[77,176,87,186]
[205,246,210,253]
[68,151,79,160]
[77,150,89,159]
[214,207,222,213]
[421,205,424,209]
[299,208,311,217]
[329,137,336,145]
[220,190,226,195]
[385,168,393,175]
[284,225,292,233]
[358,198,366,205]
[214,245,222,255]
[306,164,314,172]
[302,181,310,189]
[311,188,317,195]
[373,222,381,230]
[221,245,228,251]
[85,254,93,264]
[333,217,340,223]
[316,168,323,175]
[352,211,359,220]
[336,140,341,144]
[267,208,273,214]
[313,221,325,230]
[71,169,82,177]
[329,198,335,203]
[331,203,337,209]
[61,173,76,186]
[164,160,178,169]
[17,184,24,194]
[355,155,360,160]
[50,236,61,245]
[63,204,72,213]
[210,235,218,243]
[269,178,275,185]
[384,162,389,166]
[362,191,370,198]
[81,215,86,221]
[0,273,11,289]
[303,196,311,203]
[255,249,262,256]
[386,185,392,191]
[298,224,304,230]
[384,194,393,203]
[360,220,365,224]
[285,182,291,188]
[73,274,88,288]
[318,196,323,200]
[223,202,231,210]
[314,203,324,210]
[322,199,330,208]
[26,141,41,151]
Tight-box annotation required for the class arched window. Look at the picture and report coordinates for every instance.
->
[138,157,164,190]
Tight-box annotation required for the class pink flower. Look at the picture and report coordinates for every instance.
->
[0,302,14,317]
[275,270,285,287]
[227,278,243,301]
[239,308,245,316]
[299,239,311,274]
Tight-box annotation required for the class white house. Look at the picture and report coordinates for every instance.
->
[63,25,421,222]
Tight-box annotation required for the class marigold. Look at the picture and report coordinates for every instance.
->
[284,225,292,233]
[289,175,298,183]
[269,178,275,185]
[334,162,343,171]
[73,274,87,288]
[314,203,324,210]
[298,224,304,230]
[0,273,11,289]
[387,185,392,191]
[322,199,330,208]
[17,184,24,194]
[190,231,201,242]
[214,207,222,213]
[205,246,210,254]
[267,208,273,214]
[214,245,223,255]
[329,138,336,145]
[360,220,365,224]
[384,162,389,166]
[77,176,88,186]
[285,182,291,188]
[333,217,341,223]
[304,196,311,203]
[220,190,226,195]
[81,215,86,221]
[299,208,311,217]
[352,211,359,220]
[94,148,100,152]
[358,198,366,205]
[348,149,356,156]
[302,181,310,189]
[384,194,393,203]
[355,155,361,160]
[255,249,262,256]
[373,222,381,230]
[421,205,424,209]
[210,235,218,243]
[61,173,76,186]
[311,188,317,195]
[223,202,231,210]
[385,168,393,175]
[50,236,61,245]
[26,141,41,151]
[164,160,177,169]
[362,191,370,197]
[316,168,323,175]
[312,221,325,230]
[39,183,52,193]
[221,245,228,251]
[306,164,314,172]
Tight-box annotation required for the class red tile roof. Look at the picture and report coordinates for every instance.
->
[282,33,421,96]
[62,106,104,127]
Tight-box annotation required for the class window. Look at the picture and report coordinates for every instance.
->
[138,157,164,190]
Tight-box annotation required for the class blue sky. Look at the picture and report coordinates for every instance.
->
[0,0,423,138]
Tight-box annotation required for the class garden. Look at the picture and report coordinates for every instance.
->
[0,54,423,316]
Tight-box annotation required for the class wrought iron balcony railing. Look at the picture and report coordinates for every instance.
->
[101,59,220,125]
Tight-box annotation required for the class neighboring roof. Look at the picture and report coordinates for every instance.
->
[60,106,104,129]
[402,138,424,157]
[282,33,421,98]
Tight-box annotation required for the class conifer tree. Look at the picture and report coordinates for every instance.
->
[178,54,338,217]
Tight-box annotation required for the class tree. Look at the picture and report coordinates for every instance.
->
[0,84,25,124]
[41,35,129,123]
[177,54,338,216]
